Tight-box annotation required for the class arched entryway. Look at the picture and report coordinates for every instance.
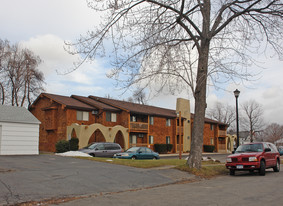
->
[71,129,77,138]
[88,129,106,144]
[114,130,125,150]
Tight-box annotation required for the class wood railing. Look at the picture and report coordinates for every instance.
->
[218,130,227,137]
[130,122,148,131]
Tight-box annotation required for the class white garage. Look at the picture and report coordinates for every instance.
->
[0,105,40,155]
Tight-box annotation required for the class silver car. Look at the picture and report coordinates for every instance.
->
[79,142,122,157]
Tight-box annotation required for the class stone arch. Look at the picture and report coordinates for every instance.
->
[67,123,129,150]
[71,129,77,138]
[88,129,106,144]
[114,130,125,149]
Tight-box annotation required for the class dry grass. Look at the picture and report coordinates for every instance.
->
[77,157,228,178]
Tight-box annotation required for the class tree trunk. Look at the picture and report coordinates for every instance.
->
[187,40,210,169]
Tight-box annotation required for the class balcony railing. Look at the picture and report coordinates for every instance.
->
[177,126,184,135]
[218,130,227,137]
[130,122,148,131]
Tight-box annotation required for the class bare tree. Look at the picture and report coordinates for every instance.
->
[207,101,235,127]
[0,39,44,107]
[241,100,264,142]
[260,123,283,143]
[132,88,148,105]
[67,1,283,169]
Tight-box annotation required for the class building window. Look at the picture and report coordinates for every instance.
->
[106,112,117,122]
[166,119,171,126]
[130,135,137,144]
[166,136,170,144]
[210,138,214,145]
[149,116,154,125]
[149,135,154,144]
[77,111,89,121]
[210,124,214,130]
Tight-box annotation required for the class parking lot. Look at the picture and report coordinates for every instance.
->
[0,154,194,205]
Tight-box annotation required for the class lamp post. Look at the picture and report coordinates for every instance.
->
[234,89,240,148]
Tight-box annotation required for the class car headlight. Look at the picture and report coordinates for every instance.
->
[121,153,129,157]
[249,157,258,162]
[226,158,232,163]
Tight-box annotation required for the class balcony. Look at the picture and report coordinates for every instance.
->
[130,122,148,132]
[218,130,227,137]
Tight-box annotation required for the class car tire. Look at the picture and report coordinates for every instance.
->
[131,156,136,160]
[153,156,157,160]
[229,170,235,176]
[259,160,266,176]
[273,159,280,172]
[90,153,95,157]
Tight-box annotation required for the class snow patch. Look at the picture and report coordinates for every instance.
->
[55,151,92,157]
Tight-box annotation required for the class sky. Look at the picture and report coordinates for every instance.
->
[1,0,283,125]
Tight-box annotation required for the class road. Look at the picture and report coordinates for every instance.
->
[58,167,283,206]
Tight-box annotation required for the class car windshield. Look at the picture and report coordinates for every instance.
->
[235,143,263,153]
[126,147,139,153]
[85,143,98,149]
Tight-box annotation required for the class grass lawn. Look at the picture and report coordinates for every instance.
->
[77,157,228,178]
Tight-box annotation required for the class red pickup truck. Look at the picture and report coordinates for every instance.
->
[226,142,280,176]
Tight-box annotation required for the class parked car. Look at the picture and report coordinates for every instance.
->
[278,147,283,156]
[79,142,122,157]
[226,142,280,176]
[114,147,160,160]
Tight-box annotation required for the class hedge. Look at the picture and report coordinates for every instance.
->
[154,144,173,154]
[55,140,70,153]
[69,137,79,151]
[203,145,215,153]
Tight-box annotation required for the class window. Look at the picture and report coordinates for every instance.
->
[210,138,214,145]
[77,111,89,121]
[149,135,154,144]
[130,135,137,144]
[166,136,170,144]
[210,124,214,130]
[106,112,117,122]
[149,116,154,125]
[166,119,171,126]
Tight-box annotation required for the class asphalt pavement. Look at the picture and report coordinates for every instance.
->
[0,154,194,205]
[57,167,283,206]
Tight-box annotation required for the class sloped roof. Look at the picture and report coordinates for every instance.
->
[40,93,95,111]
[71,95,120,112]
[0,105,40,124]
[89,95,177,118]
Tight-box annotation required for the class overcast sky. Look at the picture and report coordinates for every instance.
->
[1,0,283,125]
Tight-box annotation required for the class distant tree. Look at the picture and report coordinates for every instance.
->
[241,100,264,143]
[260,123,283,143]
[68,1,283,169]
[0,39,44,107]
[207,102,235,127]
[130,88,147,105]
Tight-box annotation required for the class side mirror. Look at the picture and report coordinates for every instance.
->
[232,151,235,154]
[138,151,142,154]
[264,148,271,152]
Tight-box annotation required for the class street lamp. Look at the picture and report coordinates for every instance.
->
[234,89,240,149]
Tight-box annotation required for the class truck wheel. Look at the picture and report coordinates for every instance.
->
[259,160,266,176]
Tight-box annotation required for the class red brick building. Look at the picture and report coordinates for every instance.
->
[29,93,228,153]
